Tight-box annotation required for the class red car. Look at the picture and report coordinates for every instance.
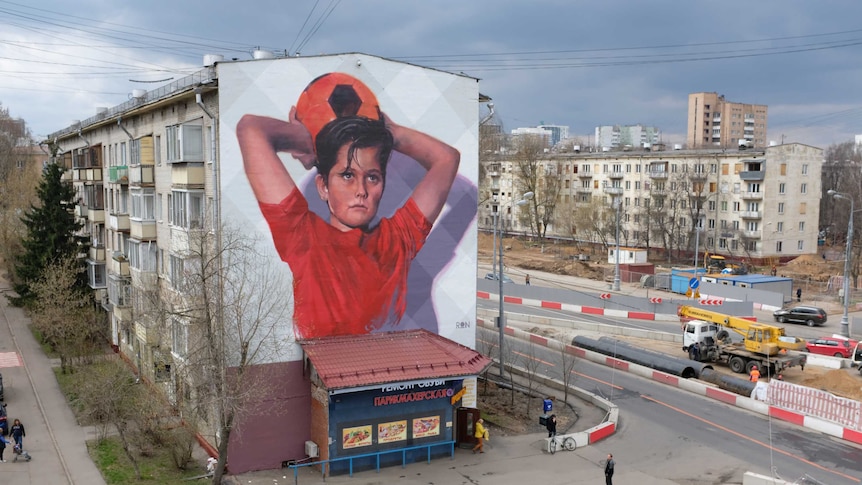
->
[804,337,860,358]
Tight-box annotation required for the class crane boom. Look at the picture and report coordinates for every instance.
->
[678,305,807,355]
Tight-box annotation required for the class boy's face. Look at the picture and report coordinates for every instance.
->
[316,144,385,231]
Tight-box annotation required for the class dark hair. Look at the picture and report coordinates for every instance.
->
[315,116,393,182]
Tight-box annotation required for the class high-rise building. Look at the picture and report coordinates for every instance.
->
[687,92,768,149]
[537,124,569,147]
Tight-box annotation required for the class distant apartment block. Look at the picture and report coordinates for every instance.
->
[480,143,822,262]
[537,124,569,147]
[594,124,661,151]
[687,92,768,149]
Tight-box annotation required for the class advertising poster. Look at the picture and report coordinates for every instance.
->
[342,425,373,449]
[377,420,408,443]
[412,416,440,438]
[218,54,479,354]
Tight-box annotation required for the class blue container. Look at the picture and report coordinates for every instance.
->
[543,399,553,413]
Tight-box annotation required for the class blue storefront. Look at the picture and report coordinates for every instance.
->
[300,329,491,476]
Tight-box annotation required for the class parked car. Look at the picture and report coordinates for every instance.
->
[484,273,514,283]
[805,337,860,358]
[773,306,828,326]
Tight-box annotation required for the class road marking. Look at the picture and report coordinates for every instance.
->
[640,394,861,483]
[0,352,22,368]
[571,371,624,390]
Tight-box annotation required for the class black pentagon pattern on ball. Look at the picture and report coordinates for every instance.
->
[328,84,362,118]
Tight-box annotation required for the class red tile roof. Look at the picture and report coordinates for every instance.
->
[300,329,492,390]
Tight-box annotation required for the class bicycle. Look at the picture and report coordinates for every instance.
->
[548,434,576,454]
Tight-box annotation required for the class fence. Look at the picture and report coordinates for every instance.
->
[288,441,455,482]
[767,380,861,431]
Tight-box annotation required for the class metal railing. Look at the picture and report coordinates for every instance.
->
[289,440,455,483]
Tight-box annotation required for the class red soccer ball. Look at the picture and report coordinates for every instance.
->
[295,72,381,144]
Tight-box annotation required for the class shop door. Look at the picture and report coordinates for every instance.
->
[456,407,480,448]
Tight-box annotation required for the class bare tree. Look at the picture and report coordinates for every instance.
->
[521,342,542,417]
[511,134,561,237]
[557,343,578,404]
[148,223,294,484]
[29,255,104,373]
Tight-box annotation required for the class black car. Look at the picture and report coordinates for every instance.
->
[773,306,828,326]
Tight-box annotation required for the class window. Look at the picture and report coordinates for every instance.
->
[801,164,808,175]
[733,220,740,230]
[800,183,807,194]
[155,135,161,166]
[130,188,156,220]
[120,141,127,165]
[634,181,641,190]
[166,122,204,162]
[128,241,157,272]
[780,163,787,175]
[747,221,759,231]
[746,240,757,251]
[800,202,807,214]
[778,183,785,194]
[778,202,784,214]
[731,239,738,250]
[625,181,631,190]
[798,221,805,232]
[733,202,740,212]
[776,241,783,252]
[169,254,185,289]
[169,190,205,229]
[798,240,804,251]
[776,221,784,232]
[721,201,728,211]
[130,139,140,165]
[171,318,188,358]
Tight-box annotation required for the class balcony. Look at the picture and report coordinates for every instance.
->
[84,167,103,182]
[110,254,130,277]
[742,231,761,239]
[135,321,160,346]
[89,246,106,263]
[689,172,708,181]
[75,204,87,219]
[577,171,593,178]
[129,165,155,186]
[741,191,763,200]
[575,187,593,194]
[740,211,762,219]
[87,207,105,223]
[108,212,130,232]
[603,187,623,196]
[739,170,765,181]
[172,164,205,186]
[648,171,668,179]
[607,171,624,179]
[650,188,666,196]
[108,166,129,184]
[130,219,157,240]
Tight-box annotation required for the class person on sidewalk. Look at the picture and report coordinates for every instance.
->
[0,433,10,462]
[525,274,531,286]
[796,287,802,302]
[546,414,557,438]
[10,419,24,449]
[605,453,615,485]
[472,418,487,454]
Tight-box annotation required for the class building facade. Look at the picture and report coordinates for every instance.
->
[536,124,569,147]
[687,92,768,149]
[48,53,480,473]
[594,124,662,151]
[480,143,823,263]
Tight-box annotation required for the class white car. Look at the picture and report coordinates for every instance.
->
[484,273,514,283]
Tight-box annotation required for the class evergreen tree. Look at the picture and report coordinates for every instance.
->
[10,160,88,307]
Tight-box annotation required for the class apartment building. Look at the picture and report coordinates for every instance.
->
[594,124,662,151]
[480,143,823,262]
[48,53,480,473]
[687,92,768,149]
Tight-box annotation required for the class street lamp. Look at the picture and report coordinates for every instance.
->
[497,191,533,377]
[602,182,623,291]
[828,189,853,338]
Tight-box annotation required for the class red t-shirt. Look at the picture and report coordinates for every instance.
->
[258,188,431,338]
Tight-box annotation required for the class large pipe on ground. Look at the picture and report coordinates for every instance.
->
[572,335,711,379]
[698,368,757,396]
[595,337,715,378]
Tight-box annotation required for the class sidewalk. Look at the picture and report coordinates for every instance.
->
[0,284,106,485]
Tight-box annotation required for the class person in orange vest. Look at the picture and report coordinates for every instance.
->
[749,365,760,382]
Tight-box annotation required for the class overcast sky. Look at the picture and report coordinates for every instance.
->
[2,1,862,149]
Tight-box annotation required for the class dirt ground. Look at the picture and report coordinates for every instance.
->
[476,379,584,437]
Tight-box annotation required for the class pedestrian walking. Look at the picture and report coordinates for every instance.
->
[796,287,802,302]
[604,453,615,485]
[546,414,557,438]
[0,433,9,462]
[525,274,531,286]
[10,419,24,449]
[749,364,760,382]
[472,418,487,454]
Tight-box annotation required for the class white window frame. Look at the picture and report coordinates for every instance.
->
[130,188,156,221]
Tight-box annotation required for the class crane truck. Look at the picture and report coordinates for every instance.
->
[678,305,808,376]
